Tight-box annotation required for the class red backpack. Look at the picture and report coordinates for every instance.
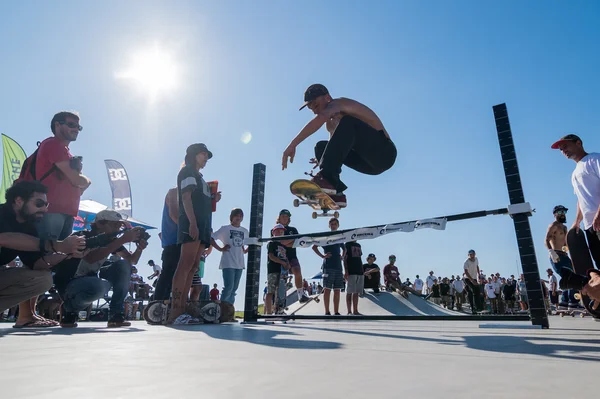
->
[17,139,56,183]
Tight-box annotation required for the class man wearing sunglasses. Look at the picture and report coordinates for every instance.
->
[545,205,580,310]
[33,111,91,242]
[0,181,86,328]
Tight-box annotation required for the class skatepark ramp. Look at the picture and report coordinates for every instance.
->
[285,291,461,316]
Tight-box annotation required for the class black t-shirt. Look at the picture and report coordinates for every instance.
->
[344,242,363,275]
[177,165,213,244]
[267,241,288,274]
[0,204,42,268]
[503,282,515,298]
[363,263,380,276]
[431,284,440,297]
[283,225,299,260]
[440,283,450,296]
[322,243,344,271]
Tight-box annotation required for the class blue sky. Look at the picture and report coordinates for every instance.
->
[1,1,599,309]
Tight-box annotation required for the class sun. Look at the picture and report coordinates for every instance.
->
[116,45,180,101]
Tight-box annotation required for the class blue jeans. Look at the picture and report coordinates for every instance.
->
[63,260,132,317]
[37,212,75,240]
[550,251,577,305]
[221,268,243,305]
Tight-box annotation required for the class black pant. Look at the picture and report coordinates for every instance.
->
[465,279,483,312]
[315,115,397,192]
[363,273,381,292]
[585,228,600,269]
[153,244,181,301]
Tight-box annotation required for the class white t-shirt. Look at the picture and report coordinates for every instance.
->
[464,258,479,280]
[426,275,436,288]
[485,283,496,299]
[212,224,249,269]
[152,263,162,273]
[548,275,558,292]
[571,153,600,230]
[413,278,424,290]
[452,279,464,293]
[493,281,502,294]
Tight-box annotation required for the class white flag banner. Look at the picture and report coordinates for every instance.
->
[276,218,447,248]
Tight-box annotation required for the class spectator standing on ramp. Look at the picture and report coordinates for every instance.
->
[168,144,221,325]
[265,224,290,315]
[464,250,483,314]
[452,276,465,311]
[413,275,424,295]
[312,217,344,315]
[344,240,364,315]
[552,134,600,265]
[277,209,309,303]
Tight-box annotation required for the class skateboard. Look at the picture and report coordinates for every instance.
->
[555,307,589,318]
[288,294,321,316]
[143,300,223,325]
[290,179,340,219]
[565,228,599,318]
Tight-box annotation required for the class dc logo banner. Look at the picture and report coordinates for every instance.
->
[114,197,132,211]
[108,168,128,181]
[105,160,133,217]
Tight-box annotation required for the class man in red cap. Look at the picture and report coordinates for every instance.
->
[551,134,600,266]
[282,84,397,207]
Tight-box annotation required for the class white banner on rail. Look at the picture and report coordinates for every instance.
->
[284,218,447,248]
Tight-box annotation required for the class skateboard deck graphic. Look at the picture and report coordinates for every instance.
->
[290,179,340,219]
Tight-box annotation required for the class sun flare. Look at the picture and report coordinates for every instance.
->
[116,45,180,101]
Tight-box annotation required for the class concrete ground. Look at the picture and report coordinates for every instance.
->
[1,317,599,399]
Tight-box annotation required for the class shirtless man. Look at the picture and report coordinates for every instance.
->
[545,205,579,309]
[282,84,397,206]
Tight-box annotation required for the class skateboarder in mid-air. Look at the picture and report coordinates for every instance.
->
[282,84,397,207]
[545,205,581,310]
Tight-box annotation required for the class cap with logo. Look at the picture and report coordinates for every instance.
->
[553,205,568,214]
[279,209,292,217]
[186,143,213,159]
[95,209,127,223]
[551,134,582,149]
[367,253,376,258]
[299,84,329,110]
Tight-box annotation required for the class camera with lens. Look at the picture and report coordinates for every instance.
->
[137,228,151,243]
[69,156,83,172]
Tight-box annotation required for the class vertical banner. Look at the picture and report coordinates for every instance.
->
[104,159,133,217]
[0,134,27,203]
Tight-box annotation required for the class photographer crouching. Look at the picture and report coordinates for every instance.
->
[60,210,149,328]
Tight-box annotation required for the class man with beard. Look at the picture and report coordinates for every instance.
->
[0,181,85,327]
[545,205,580,310]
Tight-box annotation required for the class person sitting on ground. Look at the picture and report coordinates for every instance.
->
[312,217,345,315]
[403,278,412,287]
[0,181,85,328]
[344,240,364,315]
[282,84,397,207]
[264,224,291,315]
[362,253,381,294]
[60,210,147,328]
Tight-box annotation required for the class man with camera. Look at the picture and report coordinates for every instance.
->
[0,181,86,328]
[60,209,148,328]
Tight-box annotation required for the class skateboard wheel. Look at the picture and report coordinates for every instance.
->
[293,199,300,207]
[560,313,565,317]
[312,212,317,219]
[333,211,339,218]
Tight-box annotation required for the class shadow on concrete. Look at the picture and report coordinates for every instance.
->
[277,324,600,362]
[167,323,342,350]
[0,326,144,337]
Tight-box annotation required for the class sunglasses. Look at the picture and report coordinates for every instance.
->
[33,199,49,208]
[59,121,83,131]
[555,210,566,215]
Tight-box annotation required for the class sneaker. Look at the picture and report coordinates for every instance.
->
[334,312,341,316]
[568,303,584,310]
[299,295,310,303]
[557,303,569,310]
[310,172,337,195]
[107,313,132,328]
[60,311,79,328]
[330,193,347,208]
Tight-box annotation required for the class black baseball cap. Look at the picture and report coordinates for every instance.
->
[148,260,155,265]
[186,143,213,159]
[367,253,376,258]
[299,84,329,110]
[553,205,568,214]
[279,209,292,217]
[551,134,582,149]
